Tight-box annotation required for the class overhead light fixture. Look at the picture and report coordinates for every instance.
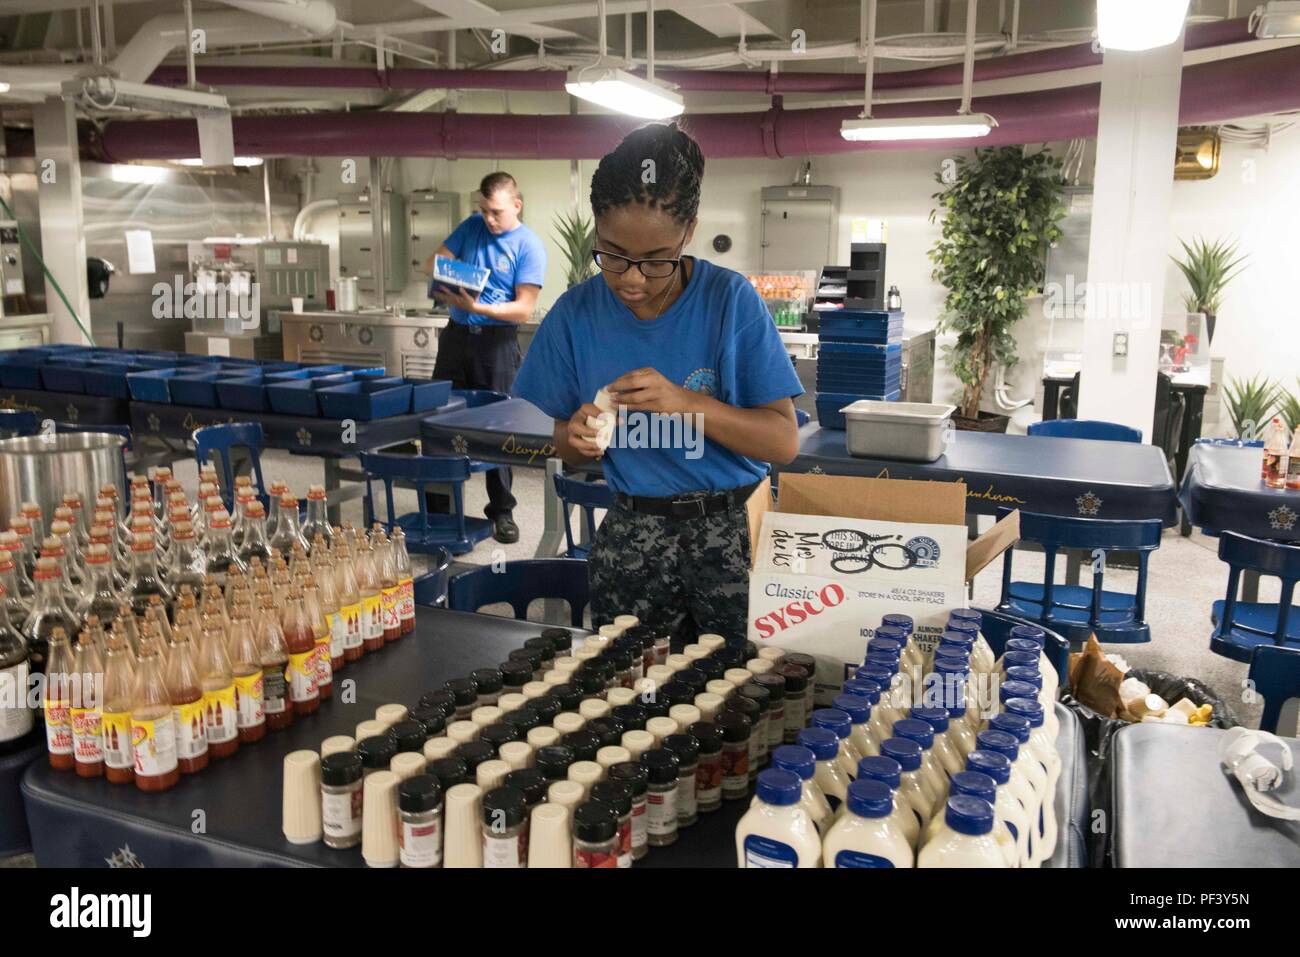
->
[841,113,998,141]
[175,157,264,168]
[110,165,169,185]
[565,0,684,120]
[1174,128,1221,180]
[0,82,10,94]
[61,76,229,114]
[842,0,996,143]
[1096,0,1189,51]
[1252,1,1300,37]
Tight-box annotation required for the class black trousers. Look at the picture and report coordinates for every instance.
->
[430,321,519,520]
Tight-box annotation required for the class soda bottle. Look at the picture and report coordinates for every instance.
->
[70,630,104,778]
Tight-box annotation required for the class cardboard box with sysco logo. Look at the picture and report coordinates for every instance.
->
[746,473,1020,705]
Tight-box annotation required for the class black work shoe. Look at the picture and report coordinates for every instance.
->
[493,515,520,544]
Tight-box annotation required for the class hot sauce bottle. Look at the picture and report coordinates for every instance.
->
[374,527,401,644]
[70,630,105,777]
[258,593,293,731]
[355,538,384,655]
[334,543,364,663]
[313,551,345,677]
[281,585,319,716]
[198,620,239,760]
[229,609,266,743]
[43,626,75,770]
[165,624,209,774]
[101,630,136,784]
[130,640,179,793]
[392,527,415,636]
[301,577,332,701]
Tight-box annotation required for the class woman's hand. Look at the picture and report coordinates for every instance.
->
[432,286,480,313]
[565,402,609,459]
[607,368,697,416]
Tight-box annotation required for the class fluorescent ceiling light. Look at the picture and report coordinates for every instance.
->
[110,165,169,184]
[840,113,998,142]
[0,82,10,94]
[1096,0,1189,51]
[1253,1,1300,37]
[565,67,683,120]
[175,156,264,167]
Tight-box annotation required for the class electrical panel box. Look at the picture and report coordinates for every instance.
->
[338,191,409,293]
[407,190,461,282]
[0,221,25,298]
[760,186,840,273]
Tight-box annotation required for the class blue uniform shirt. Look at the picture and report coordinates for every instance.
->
[439,214,547,327]
[513,258,804,497]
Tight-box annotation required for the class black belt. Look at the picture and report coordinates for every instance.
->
[616,481,761,519]
[447,321,515,337]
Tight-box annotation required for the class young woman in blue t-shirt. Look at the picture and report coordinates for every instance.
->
[514,123,803,646]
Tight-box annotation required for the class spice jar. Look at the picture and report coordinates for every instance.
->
[424,737,459,763]
[524,636,556,672]
[480,722,520,754]
[574,669,606,702]
[588,779,634,867]
[784,652,817,716]
[509,646,546,682]
[553,711,585,737]
[504,767,548,809]
[443,677,478,720]
[641,748,681,847]
[572,802,619,868]
[777,663,810,742]
[607,687,638,709]
[751,673,787,750]
[579,698,611,722]
[481,786,529,868]
[688,722,724,813]
[391,719,428,754]
[427,757,469,791]
[724,668,753,689]
[561,730,600,762]
[567,760,603,797]
[455,740,495,778]
[530,695,562,725]
[584,716,624,748]
[527,726,561,751]
[320,751,364,849]
[692,657,725,683]
[694,693,726,723]
[728,691,766,779]
[698,634,727,653]
[707,679,736,700]
[608,647,634,689]
[550,683,581,714]
[419,690,457,721]
[646,715,678,746]
[540,627,573,655]
[622,729,655,760]
[535,744,576,781]
[398,773,443,868]
[408,706,447,740]
[669,704,702,730]
[500,659,532,692]
[607,761,650,860]
[663,733,700,828]
[357,734,396,777]
[666,653,691,673]
[447,720,479,745]
[498,692,528,714]
[523,681,550,700]
[650,629,670,666]
[717,711,753,801]
[612,704,648,731]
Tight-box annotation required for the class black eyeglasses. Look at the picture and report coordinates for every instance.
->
[591,231,689,279]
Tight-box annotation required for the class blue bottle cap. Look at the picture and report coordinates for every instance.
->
[879,737,922,772]
[976,729,1020,762]
[922,673,967,715]
[933,658,971,677]
[999,679,1040,702]
[797,727,840,761]
[875,624,908,642]
[846,779,894,818]
[831,694,871,724]
[771,744,816,781]
[950,770,997,804]
[909,706,950,733]
[881,613,914,636]
[857,754,901,789]
[810,708,852,740]
[1003,650,1039,670]
[934,645,971,666]
[866,637,903,658]
[940,630,974,648]
[1009,623,1045,645]
[989,712,1031,744]
[949,609,983,627]
[864,649,900,668]
[893,718,934,750]
[1005,666,1043,691]
[966,749,1011,785]
[756,768,803,807]
[1004,638,1042,656]
[945,794,995,836]
[842,678,881,704]
[946,619,979,638]
[858,666,894,686]
[1003,697,1045,728]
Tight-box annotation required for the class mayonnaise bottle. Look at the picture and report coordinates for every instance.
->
[1004,648,1059,702]
[769,744,833,835]
[908,706,964,779]
[833,694,876,763]
[989,713,1053,865]
[879,615,923,686]
[918,795,1008,868]
[1002,697,1061,863]
[948,610,996,675]
[975,730,1040,867]
[823,779,915,868]
[856,754,920,849]
[1000,679,1059,740]
[735,768,822,868]
[857,664,905,729]
[844,677,889,751]
[879,737,936,829]
[797,727,850,816]
[1002,623,1056,684]
[967,749,1031,868]
[924,770,1017,867]
[810,708,860,780]
[931,659,984,736]
[1006,665,1053,714]
[891,718,947,804]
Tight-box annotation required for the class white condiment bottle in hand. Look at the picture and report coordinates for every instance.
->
[966,750,1031,867]
[823,778,915,868]
[855,754,920,849]
[918,795,1009,868]
[768,744,833,834]
[797,728,850,816]
[735,769,822,868]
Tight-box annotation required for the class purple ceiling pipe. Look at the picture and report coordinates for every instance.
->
[101,44,1300,161]
[145,17,1252,95]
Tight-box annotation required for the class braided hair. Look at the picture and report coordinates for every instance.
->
[590,122,704,225]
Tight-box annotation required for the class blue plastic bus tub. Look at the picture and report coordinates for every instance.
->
[126,368,184,403]
[817,311,904,345]
[169,371,227,407]
[816,390,902,430]
[266,374,355,416]
[317,379,414,421]
[84,361,149,398]
[0,353,51,389]
[215,377,270,412]
[40,356,94,393]
[411,379,453,413]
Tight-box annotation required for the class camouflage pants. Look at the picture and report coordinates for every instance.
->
[588,501,751,647]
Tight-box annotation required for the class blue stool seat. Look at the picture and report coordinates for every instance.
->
[1210,600,1300,662]
[1028,418,1142,443]
[1249,645,1300,734]
[361,451,492,557]
[393,511,493,555]
[1208,532,1300,666]
[1005,583,1151,643]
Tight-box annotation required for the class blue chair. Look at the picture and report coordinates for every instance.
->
[970,606,1070,686]
[1209,532,1300,663]
[1248,645,1300,734]
[553,471,616,559]
[995,507,1163,644]
[56,423,133,496]
[412,546,452,608]
[360,451,492,557]
[192,422,266,509]
[1028,419,1142,443]
[0,410,39,437]
[449,558,590,627]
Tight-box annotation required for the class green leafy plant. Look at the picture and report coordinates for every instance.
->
[929,147,1065,419]
[553,210,597,288]
[1170,237,1248,314]
[1223,374,1282,441]
[1279,381,1300,434]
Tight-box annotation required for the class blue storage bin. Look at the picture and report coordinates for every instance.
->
[817,374,903,393]
[317,380,414,421]
[265,374,355,416]
[818,340,903,359]
[40,357,92,393]
[169,371,225,407]
[350,367,391,379]
[215,377,269,412]
[817,311,904,344]
[84,361,147,398]
[411,379,453,413]
[0,353,49,389]
[126,368,184,403]
[816,391,902,430]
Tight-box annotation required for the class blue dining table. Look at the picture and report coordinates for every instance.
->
[1179,441,1299,542]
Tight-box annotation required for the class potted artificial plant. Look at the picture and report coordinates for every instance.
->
[1222,374,1281,441]
[553,210,597,289]
[1170,237,1248,345]
[929,146,1065,431]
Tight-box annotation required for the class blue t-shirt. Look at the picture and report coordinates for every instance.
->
[513,258,804,497]
[439,214,547,327]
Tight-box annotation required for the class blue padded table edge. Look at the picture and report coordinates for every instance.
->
[783,423,1179,524]
[420,397,558,468]
[0,387,131,425]
[1179,442,1300,542]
